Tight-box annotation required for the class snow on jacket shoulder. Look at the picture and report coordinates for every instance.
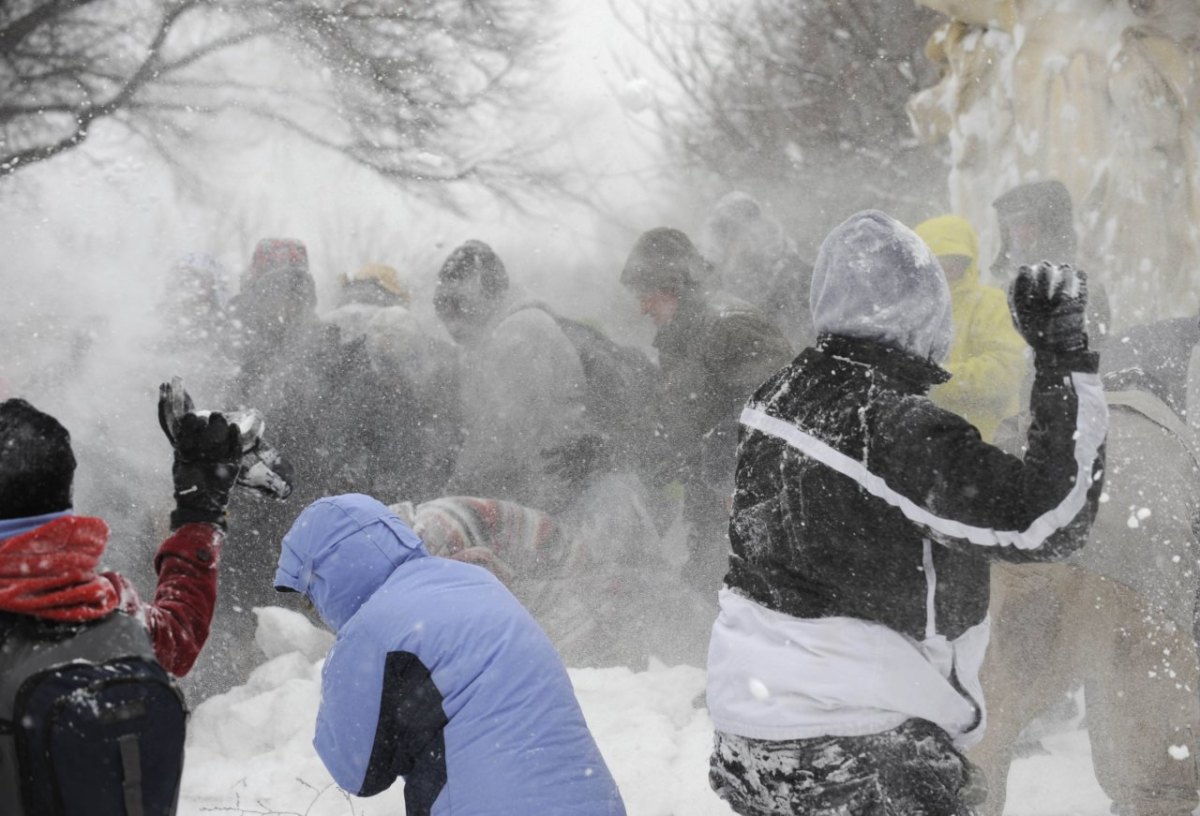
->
[275,494,625,816]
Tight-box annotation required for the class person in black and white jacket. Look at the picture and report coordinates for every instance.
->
[706,210,1108,816]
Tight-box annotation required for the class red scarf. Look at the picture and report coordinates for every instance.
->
[0,516,119,622]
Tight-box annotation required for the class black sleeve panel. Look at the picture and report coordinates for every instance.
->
[359,650,448,815]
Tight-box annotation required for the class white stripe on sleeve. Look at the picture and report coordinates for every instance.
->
[739,372,1107,551]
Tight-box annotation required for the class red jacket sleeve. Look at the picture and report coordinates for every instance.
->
[103,522,222,677]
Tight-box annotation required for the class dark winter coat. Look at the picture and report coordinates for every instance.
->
[650,288,793,492]
[323,300,461,501]
[274,494,626,816]
[706,210,1107,751]
[227,317,389,606]
[445,295,592,514]
[726,334,1105,639]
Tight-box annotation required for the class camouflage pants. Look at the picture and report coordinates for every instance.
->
[711,719,984,816]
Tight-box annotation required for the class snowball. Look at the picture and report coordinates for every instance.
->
[1170,744,1191,760]
[748,678,771,701]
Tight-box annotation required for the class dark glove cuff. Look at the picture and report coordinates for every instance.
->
[170,506,228,531]
[1032,348,1100,375]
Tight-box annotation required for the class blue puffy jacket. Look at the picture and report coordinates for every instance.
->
[274,494,626,815]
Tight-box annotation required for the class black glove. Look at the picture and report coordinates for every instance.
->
[542,434,610,488]
[1008,261,1089,353]
[159,382,242,530]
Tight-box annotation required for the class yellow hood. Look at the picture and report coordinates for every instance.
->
[914,215,980,292]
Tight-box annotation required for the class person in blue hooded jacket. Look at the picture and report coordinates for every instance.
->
[274,493,626,816]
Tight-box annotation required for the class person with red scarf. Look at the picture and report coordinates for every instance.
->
[0,394,242,677]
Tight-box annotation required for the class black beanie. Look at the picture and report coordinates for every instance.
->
[438,240,509,300]
[620,227,707,295]
[0,398,76,520]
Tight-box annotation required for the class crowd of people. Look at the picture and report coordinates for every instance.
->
[3,177,1200,815]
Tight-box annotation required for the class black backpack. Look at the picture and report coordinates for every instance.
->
[528,306,657,438]
[0,612,188,816]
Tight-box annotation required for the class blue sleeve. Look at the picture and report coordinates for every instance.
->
[314,632,385,794]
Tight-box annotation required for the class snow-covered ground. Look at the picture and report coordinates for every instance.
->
[177,607,1115,816]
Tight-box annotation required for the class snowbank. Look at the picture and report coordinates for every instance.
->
[178,607,1110,815]
[178,607,732,815]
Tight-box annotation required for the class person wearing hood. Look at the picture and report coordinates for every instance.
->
[620,227,793,596]
[701,191,815,349]
[970,315,1200,816]
[434,240,594,514]
[705,210,1108,815]
[274,493,626,815]
[914,215,1029,443]
[989,178,1113,341]
[990,179,1080,283]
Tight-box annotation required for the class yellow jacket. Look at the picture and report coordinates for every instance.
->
[915,215,1028,442]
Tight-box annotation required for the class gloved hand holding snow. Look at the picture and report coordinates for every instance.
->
[1008,261,1089,353]
[159,380,241,530]
[159,377,293,505]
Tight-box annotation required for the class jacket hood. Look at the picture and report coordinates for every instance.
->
[990,179,1077,276]
[810,210,953,363]
[914,215,980,294]
[275,494,429,631]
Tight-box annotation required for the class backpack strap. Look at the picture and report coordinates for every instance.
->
[1105,390,1200,470]
[119,734,145,816]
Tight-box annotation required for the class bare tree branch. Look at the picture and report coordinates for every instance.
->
[617,0,948,237]
[0,0,555,207]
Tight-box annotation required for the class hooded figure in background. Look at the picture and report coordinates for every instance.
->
[990,180,1114,343]
[972,315,1200,816]
[701,191,815,349]
[706,210,1107,816]
[274,494,626,816]
[990,179,1080,283]
[915,215,1029,442]
[620,227,793,597]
